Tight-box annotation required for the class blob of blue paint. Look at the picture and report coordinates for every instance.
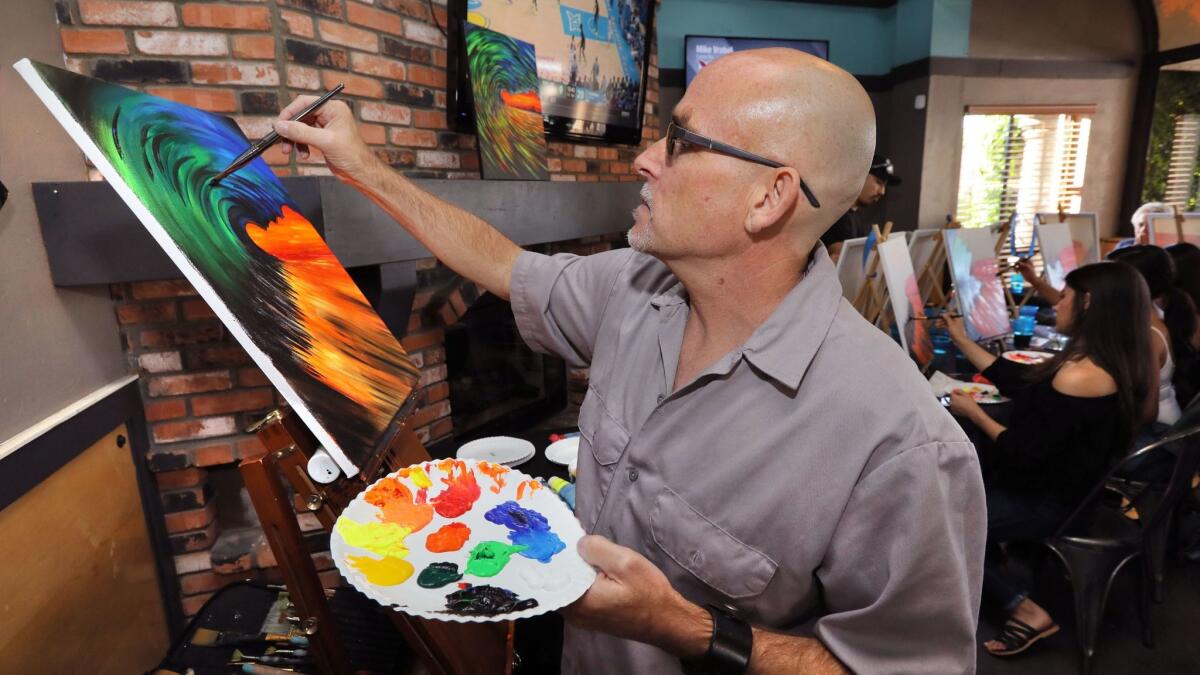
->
[484,500,565,563]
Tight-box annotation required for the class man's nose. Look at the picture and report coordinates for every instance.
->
[633,137,665,180]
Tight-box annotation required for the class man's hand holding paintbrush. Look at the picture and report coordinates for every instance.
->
[270,93,381,188]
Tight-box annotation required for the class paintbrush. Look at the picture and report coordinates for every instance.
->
[232,650,310,667]
[208,84,343,186]
[233,664,297,674]
[191,627,308,647]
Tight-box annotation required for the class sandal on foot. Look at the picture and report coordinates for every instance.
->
[986,617,1060,657]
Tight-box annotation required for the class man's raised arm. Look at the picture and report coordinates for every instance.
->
[273,96,522,300]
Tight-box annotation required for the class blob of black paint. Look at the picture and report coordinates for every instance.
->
[444,584,538,616]
[418,562,463,589]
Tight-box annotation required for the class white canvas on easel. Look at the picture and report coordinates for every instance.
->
[1148,212,1200,246]
[834,236,871,303]
[944,228,1011,341]
[1038,212,1099,264]
[1034,220,1079,289]
[907,229,943,299]
[878,236,934,369]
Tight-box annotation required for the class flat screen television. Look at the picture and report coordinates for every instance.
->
[447,0,656,146]
[684,35,830,87]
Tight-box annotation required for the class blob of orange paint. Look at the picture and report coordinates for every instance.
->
[426,522,472,553]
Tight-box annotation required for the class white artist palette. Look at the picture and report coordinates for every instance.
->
[455,436,535,467]
[331,458,595,622]
[952,383,1007,404]
[544,436,580,466]
[1002,350,1052,365]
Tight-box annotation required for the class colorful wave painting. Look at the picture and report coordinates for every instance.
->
[21,61,418,473]
[465,23,550,181]
[946,230,1010,341]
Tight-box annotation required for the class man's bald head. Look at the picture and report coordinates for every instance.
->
[684,49,877,236]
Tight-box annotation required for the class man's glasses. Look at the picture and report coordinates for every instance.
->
[666,121,821,209]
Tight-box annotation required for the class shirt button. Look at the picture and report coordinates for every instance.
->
[656,394,665,404]
[627,468,639,482]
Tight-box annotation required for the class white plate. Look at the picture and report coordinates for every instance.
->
[951,383,1008,404]
[456,436,535,466]
[545,436,580,466]
[331,459,596,622]
[1002,350,1052,365]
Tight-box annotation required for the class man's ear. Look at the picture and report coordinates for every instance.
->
[745,168,800,235]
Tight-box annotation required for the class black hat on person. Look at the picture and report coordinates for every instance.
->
[869,155,901,185]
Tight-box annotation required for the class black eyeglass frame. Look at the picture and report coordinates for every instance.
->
[666,121,821,209]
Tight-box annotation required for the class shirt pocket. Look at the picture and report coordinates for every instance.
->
[650,486,778,600]
[578,387,630,467]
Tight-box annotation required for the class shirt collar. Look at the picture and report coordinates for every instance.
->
[649,245,843,392]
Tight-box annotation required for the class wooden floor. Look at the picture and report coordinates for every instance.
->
[976,558,1200,674]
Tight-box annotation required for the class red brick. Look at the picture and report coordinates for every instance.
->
[181,3,271,30]
[134,30,228,56]
[132,279,195,299]
[238,367,271,387]
[164,500,217,534]
[181,591,215,617]
[181,298,217,321]
[350,52,406,80]
[577,174,599,182]
[323,69,383,98]
[192,62,279,86]
[232,35,277,60]
[191,389,275,416]
[153,416,237,443]
[358,101,411,125]
[286,64,321,90]
[179,570,231,596]
[406,64,444,88]
[347,2,403,35]
[280,9,315,38]
[404,19,445,47]
[408,399,451,428]
[194,442,237,467]
[429,416,453,440]
[116,301,177,324]
[139,323,224,348]
[546,157,562,172]
[79,0,178,27]
[149,372,233,396]
[156,467,205,490]
[561,159,586,172]
[401,329,443,352]
[379,0,430,20]
[610,162,631,174]
[433,47,447,68]
[412,108,446,129]
[212,553,252,575]
[60,28,130,55]
[145,87,237,112]
[424,381,450,403]
[388,127,437,148]
[170,517,219,553]
[598,148,619,160]
[145,398,188,421]
[459,151,479,171]
[318,19,378,52]
[359,122,386,145]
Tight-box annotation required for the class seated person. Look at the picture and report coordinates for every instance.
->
[1108,245,1195,433]
[1115,202,1173,250]
[943,262,1155,658]
[1166,242,1200,404]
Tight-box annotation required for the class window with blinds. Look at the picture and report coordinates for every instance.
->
[1164,113,1200,206]
[954,107,1094,252]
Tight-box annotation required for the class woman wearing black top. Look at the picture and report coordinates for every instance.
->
[944,262,1155,657]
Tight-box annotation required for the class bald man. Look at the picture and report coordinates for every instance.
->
[274,49,985,674]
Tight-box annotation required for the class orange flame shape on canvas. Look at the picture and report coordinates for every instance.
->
[501,89,542,114]
[244,206,418,432]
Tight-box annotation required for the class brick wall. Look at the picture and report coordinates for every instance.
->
[52,0,659,618]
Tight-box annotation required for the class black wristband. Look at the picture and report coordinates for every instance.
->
[681,604,753,675]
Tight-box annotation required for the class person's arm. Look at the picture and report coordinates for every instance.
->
[1015,258,1062,304]
[948,391,1007,440]
[563,536,847,674]
[273,97,521,299]
[944,314,997,372]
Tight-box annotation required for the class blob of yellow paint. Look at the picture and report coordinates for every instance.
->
[349,555,414,586]
[336,517,411,558]
[399,465,433,489]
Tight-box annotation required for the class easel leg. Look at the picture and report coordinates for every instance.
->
[241,454,353,675]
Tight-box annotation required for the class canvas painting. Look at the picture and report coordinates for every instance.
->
[465,23,550,181]
[906,229,943,300]
[944,228,1010,341]
[1148,212,1200,246]
[834,236,871,303]
[1038,212,1099,265]
[1035,220,1079,289]
[877,237,933,369]
[16,59,419,476]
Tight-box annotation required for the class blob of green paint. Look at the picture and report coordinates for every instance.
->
[465,540,527,577]
[418,562,464,588]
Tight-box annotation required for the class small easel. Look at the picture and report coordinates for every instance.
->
[851,222,893,323]
[917,222,954,312]
[240,408,513,675]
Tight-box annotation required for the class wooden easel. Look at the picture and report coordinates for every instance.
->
[1174,204,1186,242]
[851,222,893,323]
[240,407,514,675]
[917,224,953,311]
[993,220,1026,318]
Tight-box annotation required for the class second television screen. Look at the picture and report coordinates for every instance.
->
[685,36,829,87]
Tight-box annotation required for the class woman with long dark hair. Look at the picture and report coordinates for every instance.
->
[1167,242,1200,404]
[1108,245,1195,430]
[944,262,1155,657]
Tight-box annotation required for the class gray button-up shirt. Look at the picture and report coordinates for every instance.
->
[510,246,986,674]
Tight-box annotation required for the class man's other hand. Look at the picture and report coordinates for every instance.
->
[562,534,712,659]
[274,97,376,183]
